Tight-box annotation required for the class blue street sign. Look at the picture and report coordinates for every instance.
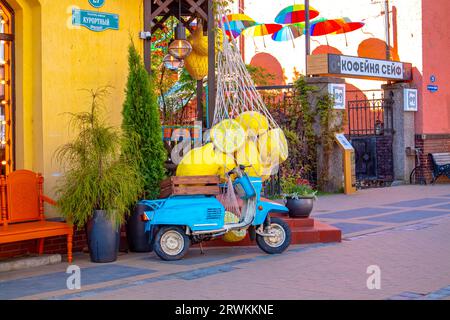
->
[72,8,119,32]
[427,85,438,93]
[89,0,105,8]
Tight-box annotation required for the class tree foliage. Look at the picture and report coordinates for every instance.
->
[122,43,167,199]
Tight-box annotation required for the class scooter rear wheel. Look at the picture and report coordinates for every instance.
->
[154,226,190,261]
[256,217,291,254]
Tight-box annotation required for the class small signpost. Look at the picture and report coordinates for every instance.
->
[72,8,119,32]
[335,133,356,194]
[89,0,105,8]
[328,83,346,110]
[404,89,418,112]
[427,85,438,93]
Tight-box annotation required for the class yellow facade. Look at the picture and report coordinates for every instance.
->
[8,0,143,216]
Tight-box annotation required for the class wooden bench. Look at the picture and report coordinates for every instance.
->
[429,153,450,184]
[0,170,73,262]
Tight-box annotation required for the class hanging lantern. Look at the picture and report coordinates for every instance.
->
[168,23,193,59]
[163,54,184,71]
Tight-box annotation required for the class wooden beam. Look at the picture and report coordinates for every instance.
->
[207,0,215,128]
[151,12,172,33]
[186,0,207,20]
[150,0,174,21]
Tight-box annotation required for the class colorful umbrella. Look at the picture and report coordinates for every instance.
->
[274,4,320,24]
[243,23,283,37]
[271,23,305,47]
[334,17,365,34]
[223,14,257,38]
[243,23,283,47]
[308,18,342,36]
[333,17,365,45]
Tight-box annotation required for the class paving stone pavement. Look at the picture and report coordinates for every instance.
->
[0,184,449,300]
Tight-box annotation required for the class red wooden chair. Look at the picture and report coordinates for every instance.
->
[0,170,73,262]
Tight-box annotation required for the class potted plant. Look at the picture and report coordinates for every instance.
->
[281,176,317,218]
[122,43,167,252]
[55,88,143,263]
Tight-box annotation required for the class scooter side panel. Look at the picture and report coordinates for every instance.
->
[148,195,226,232]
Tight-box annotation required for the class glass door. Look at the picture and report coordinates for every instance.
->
[0,1,13,175]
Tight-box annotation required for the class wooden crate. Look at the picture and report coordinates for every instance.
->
[159,175,220,198]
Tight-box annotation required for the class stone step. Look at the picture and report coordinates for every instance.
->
[200,217,341,247]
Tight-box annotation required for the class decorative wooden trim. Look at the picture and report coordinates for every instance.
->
[186,0,207,20]
[149,0,174,21]
[0,176,7,224]
[38,173,45,221]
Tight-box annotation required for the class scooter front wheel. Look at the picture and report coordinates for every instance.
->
[256,217,291,254]
[154,226,190,261]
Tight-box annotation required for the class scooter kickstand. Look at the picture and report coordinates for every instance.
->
[199,242,205,255]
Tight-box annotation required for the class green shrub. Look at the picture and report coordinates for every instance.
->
[122,42,167,199]
[55,88,143,228]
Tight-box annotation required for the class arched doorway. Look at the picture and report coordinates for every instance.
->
[0,0,13,175]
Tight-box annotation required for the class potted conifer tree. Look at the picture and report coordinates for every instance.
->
[122,42,167,252]
[55,88,143,263]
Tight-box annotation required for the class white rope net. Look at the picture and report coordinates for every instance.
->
[213,7,279,131]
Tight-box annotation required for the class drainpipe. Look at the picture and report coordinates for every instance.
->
[385,0,391,61]
[305,0,310,76]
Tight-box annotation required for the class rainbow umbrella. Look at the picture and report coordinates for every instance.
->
[334,17,365,34]
[243,23,283,47]
[223,14,257,38]
[274,4,320,24]
[332,17,365,46]
[308,18,342,36]
[271,23,305,47]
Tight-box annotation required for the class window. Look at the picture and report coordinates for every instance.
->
[0,1,13,175]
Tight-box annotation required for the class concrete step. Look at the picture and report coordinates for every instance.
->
[200,217,341,247]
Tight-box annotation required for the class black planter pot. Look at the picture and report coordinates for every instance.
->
[286,197,314,218]
[126,204,152,252]
[86,210,120,263]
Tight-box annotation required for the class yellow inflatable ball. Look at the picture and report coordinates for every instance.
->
[210,119,246,154]
[176,143,219,176]
[258,128,289,165]
[235,111,269,136]
[188,26,224,56]
[215,150,236,181]
[222,211,247,242]
[236,139,262,177]
[184,50,208,80]
[260,163,278,181]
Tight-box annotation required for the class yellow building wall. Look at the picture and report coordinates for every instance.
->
[9,0,143,217]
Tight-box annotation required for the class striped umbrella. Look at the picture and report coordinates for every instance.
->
[274,4,320,24]
[333,17,365,45]
[308,18,342,36]
[243,23,283,47]
[271,23,305,47]
[223,14,257,38]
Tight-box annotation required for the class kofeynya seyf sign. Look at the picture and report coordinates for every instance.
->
[307,54,412,81]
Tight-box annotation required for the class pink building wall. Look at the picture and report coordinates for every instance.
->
[418,0,450,134]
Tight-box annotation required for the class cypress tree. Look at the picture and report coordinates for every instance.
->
[122,42,166,199]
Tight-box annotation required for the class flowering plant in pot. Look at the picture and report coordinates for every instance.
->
[281,176,317,218]
[55,88,143,263]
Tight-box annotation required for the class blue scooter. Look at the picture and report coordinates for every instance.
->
[139,165,291,261]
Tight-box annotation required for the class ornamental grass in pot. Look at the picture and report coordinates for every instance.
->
[55,88,143,263]
[281,177,317,218]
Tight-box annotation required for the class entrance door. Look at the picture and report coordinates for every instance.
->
[0,1,13,175]
[347,90,394,187]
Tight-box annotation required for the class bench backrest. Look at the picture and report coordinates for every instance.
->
[429,153,450,166]
[0,170,44,224]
